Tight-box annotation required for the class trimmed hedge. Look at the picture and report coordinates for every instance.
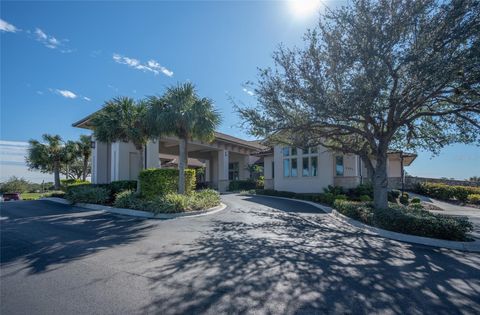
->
[334,200,473,241]
[468,194,480,204]
[139,168,196,199]
[415,182,480,202]
[229,180,262,191]
[65,185,110,204]
[65,180,137,203]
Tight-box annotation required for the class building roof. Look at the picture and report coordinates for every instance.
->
[72,111,266,151]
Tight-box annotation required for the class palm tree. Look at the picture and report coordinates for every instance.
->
[77,135,92,181]
[148,83,221,194]
[26,134,65,189]
[91,97,151,192]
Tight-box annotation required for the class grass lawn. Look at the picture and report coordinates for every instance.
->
[20,191,64,200]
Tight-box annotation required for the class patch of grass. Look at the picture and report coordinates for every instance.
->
[20,191,65,200]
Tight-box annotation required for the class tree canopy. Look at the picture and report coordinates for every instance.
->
[238,0,480,209]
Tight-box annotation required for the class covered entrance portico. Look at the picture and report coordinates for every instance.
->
[88,132,262,192]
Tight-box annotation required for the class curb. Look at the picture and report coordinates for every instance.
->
[330,209,480,252]
[41,197,227,220]
[248,194,480,252]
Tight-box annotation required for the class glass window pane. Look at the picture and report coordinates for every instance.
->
[311,156,318,176]
[310,146,318,154]
[302,157,309,176]
[283,159,290,177]
[336,156,344,176]
[291,158,298,176]
[272,161,275,178]
[291,148,297,156]
[283,147,290,156]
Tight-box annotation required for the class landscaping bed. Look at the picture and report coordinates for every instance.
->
[334,200,473,241]
[64,169,221,213]
[414,182,480,208]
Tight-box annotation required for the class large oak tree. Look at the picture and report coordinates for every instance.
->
[238,0,480,209]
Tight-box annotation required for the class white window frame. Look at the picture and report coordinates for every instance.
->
[282,147,299,178]
[301,147,319,177]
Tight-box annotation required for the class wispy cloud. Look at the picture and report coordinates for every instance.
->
[0,19,18,32]
[243,88,254,96]
[47,88,91,101]
[34,28,72,53]
[113,53,173,77]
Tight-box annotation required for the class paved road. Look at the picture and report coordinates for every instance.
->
[1,196,480,314]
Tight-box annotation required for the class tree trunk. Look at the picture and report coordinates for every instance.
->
[82,156,88,181]
[178,138,187,194]
[372,153,389,209]
[137,147,144,194]
[54,161,61,190]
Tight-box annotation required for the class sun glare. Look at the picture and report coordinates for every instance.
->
[289,0,322,18]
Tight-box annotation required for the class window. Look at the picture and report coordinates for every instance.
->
[291,147,297,156]
[291,158,298,176]
[272,161,275,178]
[336,156,344,176]
[311,157,318,176]
[283,159,290,177]
[302,157,309,176]
[300,147,319,177]
[282,147,290,156]
[229,162,239,180]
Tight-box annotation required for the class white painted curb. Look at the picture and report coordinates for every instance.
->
[248,194,479,252]
[42,197,227,220]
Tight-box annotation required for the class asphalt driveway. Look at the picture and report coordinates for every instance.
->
[1,195,479,314]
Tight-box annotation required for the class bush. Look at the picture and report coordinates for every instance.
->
[415,182,480,202]
[0,176,30,193]
[65,185,110,204]
[411,197,421,204]
[324,185,344,195]
[61,179,90,189]
[359,195,372,202]
[109,180,137,195]
[347,183,373,200]
[467,194,480,204]
[114,190,149,210]
[334,194,347,201]
[189,189,221,210]
[139,168,196,199]
[399,193,409,205]
[229,180,258,191]
[334,200,473,241]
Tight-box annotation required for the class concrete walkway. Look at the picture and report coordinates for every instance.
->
[410,192,480,239]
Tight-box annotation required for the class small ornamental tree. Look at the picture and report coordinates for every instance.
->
[91,97,151,192]
[238,0,480,209]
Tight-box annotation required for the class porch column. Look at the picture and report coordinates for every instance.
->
[217,149,229,192]
[145,139,160,169]
[205,160,211,182]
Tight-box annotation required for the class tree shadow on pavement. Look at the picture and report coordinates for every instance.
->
[143,198,480,315]
[1,201,155,275]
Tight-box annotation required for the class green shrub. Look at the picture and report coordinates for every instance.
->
[65,185,110,204]
[467,194,480,204]
[228,180,258,191]
[334,200,473,241]
[415,182,480,202]
[109,180,137,195]
[399,193,409,205]
[190,189,221,210]
[359,195,372,202]
[334,194,347,201]
[347,183,373,200]
[114,190,150,210]
[139,168,196,199]
[323,185,344,195]
[411,197,421,204]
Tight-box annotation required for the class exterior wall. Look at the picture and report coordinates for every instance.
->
[92,140,110,184]
[387,157,402,177]
[111,141,141,181]
[263,156,274,190]
[146,140,160,169]
[273,145,334,193]
[229,152,250,180]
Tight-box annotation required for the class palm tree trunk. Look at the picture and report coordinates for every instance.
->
[178,138,187,194]
[54,161,61,190]
[82,155,88,181]
[137,147,144,193]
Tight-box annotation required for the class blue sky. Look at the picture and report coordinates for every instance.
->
[0,0,478,182]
